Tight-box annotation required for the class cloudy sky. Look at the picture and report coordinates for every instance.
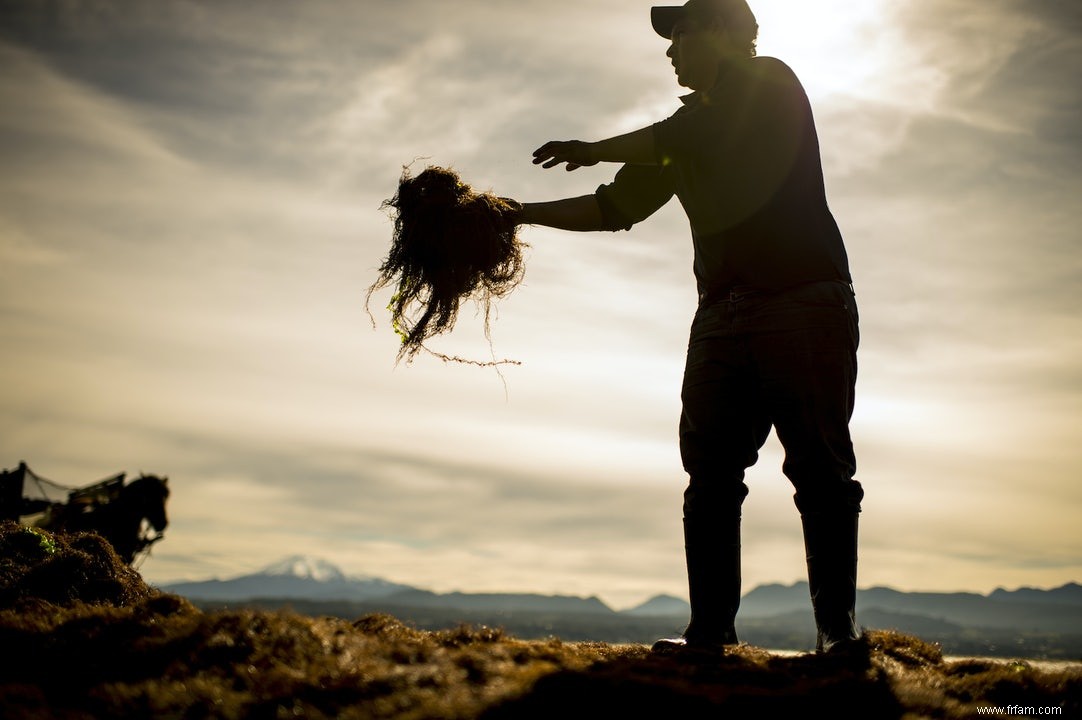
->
[1,0,1079,610]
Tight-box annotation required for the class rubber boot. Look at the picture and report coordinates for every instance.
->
[653,511,742,653]
[801,509,860,653]
[684,512,742,645]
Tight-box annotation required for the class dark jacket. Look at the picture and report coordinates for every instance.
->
[595,56,851,299]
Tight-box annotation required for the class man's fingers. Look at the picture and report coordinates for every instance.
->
[532,140,583,170]
[532,142,556,159]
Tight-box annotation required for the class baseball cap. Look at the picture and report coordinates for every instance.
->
[650,0,757,40]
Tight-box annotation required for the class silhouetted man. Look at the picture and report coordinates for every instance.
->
[514,0,863,653]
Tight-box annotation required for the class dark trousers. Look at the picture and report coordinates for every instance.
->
[680,280,864,521]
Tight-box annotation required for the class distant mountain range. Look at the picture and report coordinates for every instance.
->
[162,555,416,603]
[739,581,1082,633]
[159,556,1082,659]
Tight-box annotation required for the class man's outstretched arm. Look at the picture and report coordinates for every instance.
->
[532,126,656,171]
[516,195,607,232]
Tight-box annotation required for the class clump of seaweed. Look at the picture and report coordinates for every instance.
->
[0,521,153,610]
[366,165,526,365]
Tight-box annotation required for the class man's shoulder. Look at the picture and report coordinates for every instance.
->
[741,56,811,107]
[747,55,800,84]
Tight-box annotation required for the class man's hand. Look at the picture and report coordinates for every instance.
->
[532,140,597,171]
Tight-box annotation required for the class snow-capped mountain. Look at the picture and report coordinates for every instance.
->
[159,555,417,602]
[260,555,348,583]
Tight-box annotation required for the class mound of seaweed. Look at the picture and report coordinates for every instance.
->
[367,165,526,365]
[1,519,1078,719]
[0,521,153,609]
[484,631,1082,719]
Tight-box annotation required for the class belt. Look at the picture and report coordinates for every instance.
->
[699,285,767,304]
[699,280,854,305]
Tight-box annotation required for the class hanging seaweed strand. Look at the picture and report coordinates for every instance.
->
[366,165,527,365]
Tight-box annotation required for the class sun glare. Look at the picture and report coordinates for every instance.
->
[752,0,896,100]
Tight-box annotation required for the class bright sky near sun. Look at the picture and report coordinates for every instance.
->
[1,0,1079,610]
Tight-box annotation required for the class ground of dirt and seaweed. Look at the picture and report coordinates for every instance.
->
[2,522,1079,719]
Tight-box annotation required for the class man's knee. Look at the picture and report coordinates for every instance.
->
[683,475,749,520]
[793,479,863,516]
